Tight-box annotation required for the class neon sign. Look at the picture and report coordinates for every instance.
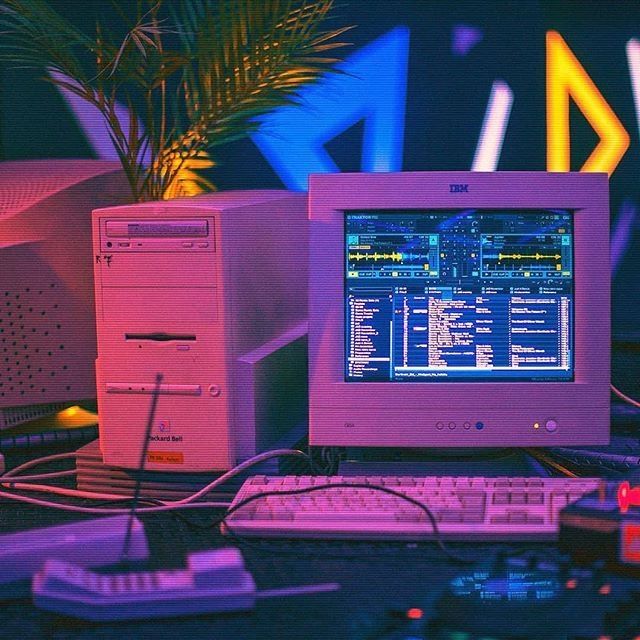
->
[55,28,640,186]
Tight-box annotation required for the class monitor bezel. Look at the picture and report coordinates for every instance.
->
[309,171,610,448]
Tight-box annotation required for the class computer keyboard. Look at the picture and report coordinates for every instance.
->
[223,475,601,541]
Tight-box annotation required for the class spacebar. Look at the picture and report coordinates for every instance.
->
[293,511,398,522]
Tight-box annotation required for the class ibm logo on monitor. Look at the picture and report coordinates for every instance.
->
[449,184,469,193]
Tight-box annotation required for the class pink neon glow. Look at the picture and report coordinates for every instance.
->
[627,40,640,142]
[611,199,636,276]
[471,81,513,171]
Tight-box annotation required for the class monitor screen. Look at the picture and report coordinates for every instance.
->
[345,209,574,383]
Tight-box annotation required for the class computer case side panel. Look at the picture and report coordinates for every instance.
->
[221,194,308,459]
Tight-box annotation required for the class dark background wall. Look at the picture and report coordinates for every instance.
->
[1,0,639,336]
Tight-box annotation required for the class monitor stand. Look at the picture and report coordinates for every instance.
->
[337,447,545,477]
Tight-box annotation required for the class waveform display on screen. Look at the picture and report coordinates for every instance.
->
[481,234,571,277]
[494,252,561,260]
[348,245,430,266]
[347,233,440,277]
[348,251,404,262]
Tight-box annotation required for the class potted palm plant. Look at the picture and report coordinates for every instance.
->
[0,0,351,201]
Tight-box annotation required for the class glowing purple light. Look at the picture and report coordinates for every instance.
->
[452,24,483,57]
[48,70,149,164]
[611,198,637,276]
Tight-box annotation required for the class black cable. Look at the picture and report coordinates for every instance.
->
[525,448,578,477]
[122,372,163,562]
[203,482,477,565]
[89,497,165,508]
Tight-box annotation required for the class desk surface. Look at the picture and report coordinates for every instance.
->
[3,417,640,639]
[1,498,540,640]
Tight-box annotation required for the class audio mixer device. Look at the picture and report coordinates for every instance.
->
[308,171,610,449]
[429,552,640,639]
[0,160,129,429]
[353,550,640,639]
[92,191,308,472]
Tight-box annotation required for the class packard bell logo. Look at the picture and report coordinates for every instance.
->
[450,184,469,193]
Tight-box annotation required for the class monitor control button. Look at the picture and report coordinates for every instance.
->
[435,421,444,430]
[463,421,471,430]
[448,421,456,430]
[545,419,558,432]
[208,384,222,397]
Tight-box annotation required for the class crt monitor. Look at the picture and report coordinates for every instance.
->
[0,160,129,429]
[308,171,609,449]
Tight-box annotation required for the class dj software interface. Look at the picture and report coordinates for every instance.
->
[345,209,574,383]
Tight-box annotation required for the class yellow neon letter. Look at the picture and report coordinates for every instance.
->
[547,30,629,175]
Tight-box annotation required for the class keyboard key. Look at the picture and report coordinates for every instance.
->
[462,512,484,523]
[395,511,422,523]
[459,494,485,508]
[270,509,294,521]
[439,512,462,523]
[508,512,528,523]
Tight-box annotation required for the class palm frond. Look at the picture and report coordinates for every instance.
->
[173,0,352,150]
[0,0,97,81]
[161,150,216,199]
[0,0,352,201]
